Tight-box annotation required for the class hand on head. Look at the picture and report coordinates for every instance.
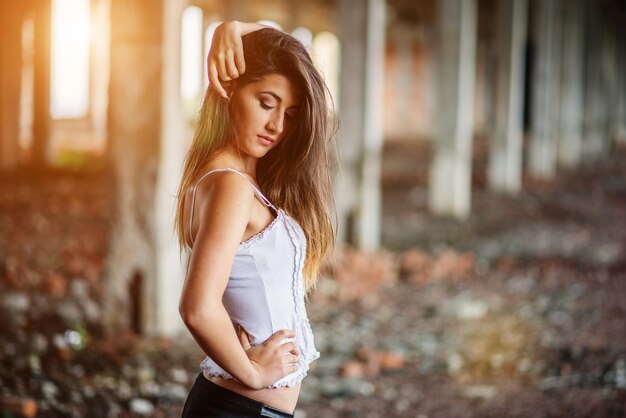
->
[207,21,275,99]
[207,21,246,99]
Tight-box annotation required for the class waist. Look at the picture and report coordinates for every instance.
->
[223,288,299,348]
[204,372,301,414]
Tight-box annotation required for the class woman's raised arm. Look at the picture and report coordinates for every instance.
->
[207,21,269,99]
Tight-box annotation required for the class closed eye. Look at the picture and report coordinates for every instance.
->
[259,100,274,110]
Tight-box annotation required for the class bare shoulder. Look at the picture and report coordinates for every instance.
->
[193,170,254,209]
[192,170,255,243]
[182,171,256,306]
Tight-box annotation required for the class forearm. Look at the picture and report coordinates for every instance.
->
[182,305,259,388]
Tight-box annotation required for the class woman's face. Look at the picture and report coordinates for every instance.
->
[229,73,301,159]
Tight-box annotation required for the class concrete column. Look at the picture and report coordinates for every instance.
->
[616,31,626,145]
[604,33,620,148]
[32,0,52,166]
[104,0,162,334]
[528,0,562,178]
[558,0,585,169]
[428,0,477,218]
[154,0,187,336]
[0,1,24,170]
[488,0,528,193]
[395,32,415,138]
[582,5,605,161]
[335,0,385,250]
[89,0,110,152]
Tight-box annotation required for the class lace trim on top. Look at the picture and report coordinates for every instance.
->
[187,167,279,250]
[200,211,320,388]
[238,209,283,249]
[278,215,321,387]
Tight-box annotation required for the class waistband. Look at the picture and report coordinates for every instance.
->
[195,373,295,417]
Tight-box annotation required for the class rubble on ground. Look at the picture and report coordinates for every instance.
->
[1,151,625,417]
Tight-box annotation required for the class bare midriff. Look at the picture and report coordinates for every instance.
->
[206,374,301,414]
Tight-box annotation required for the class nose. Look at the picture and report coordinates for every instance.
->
[266,111,285,136]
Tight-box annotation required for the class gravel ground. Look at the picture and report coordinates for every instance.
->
[0,148,625,417]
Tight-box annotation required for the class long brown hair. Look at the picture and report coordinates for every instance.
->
[175,28,337,293]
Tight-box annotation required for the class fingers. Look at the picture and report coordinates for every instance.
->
[237,325,251,350]
[208,62,227,99]
[216,53,230,83]
[234,47,246,75]
[288,344,300,356]
[206,20,246,99]
[287,363,298,374]
[216,49,240,80]
[274,329,296,339]
[280,361,298,376]
[225,49,240,79]
[281,341,299,356]
[244,329,301,385]
[268,330,299,350]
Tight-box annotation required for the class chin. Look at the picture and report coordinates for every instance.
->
[246,148,269,159]
[256,144,275,157]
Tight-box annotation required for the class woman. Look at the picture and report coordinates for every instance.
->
[175,21,336,417]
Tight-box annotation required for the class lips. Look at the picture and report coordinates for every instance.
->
[257,135,275,146]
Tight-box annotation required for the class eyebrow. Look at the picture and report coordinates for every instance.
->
[259,91,300,109]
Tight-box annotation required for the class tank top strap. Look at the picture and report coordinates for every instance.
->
[188,168,278,247]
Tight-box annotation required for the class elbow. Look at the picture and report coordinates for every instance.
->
[179,302,216,331]
[180,309,204,331]
[179,304,201,330]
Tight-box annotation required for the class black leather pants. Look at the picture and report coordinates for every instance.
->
[181,373,295,418]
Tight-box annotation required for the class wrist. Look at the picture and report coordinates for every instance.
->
[239,21,268,36]
[242,361,263,389]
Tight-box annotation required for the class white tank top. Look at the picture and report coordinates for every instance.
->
[185,167,319,388]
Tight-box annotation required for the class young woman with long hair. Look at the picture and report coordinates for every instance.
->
[175,22,337,417]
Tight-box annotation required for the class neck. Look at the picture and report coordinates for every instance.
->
[213,146,258,177]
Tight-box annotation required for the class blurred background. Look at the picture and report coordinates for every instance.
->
[1,0,625,417]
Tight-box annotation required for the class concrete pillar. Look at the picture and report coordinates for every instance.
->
[604,33,621,148]
[89,0,110,152]
[0,1,24,170]
[394,31,416,138]
[616,30,626,145]
[32,0,52,166]
[428,0,477,218]
[528,0,562,178]
[154,0,187,336]
[104,0,162,334]
[335,0,385,250]
[558,0,585,169]
[488,0,528,193]
[582,5,606,161]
